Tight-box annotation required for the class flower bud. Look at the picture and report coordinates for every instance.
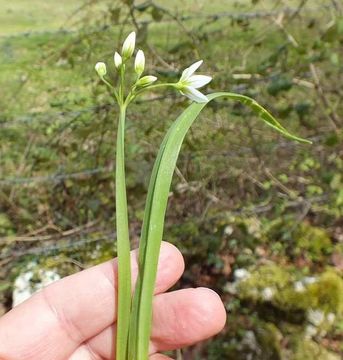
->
[95,62,107,77]
[136,75,157,87]
[122,32,136,60]
[114,52,122,69]
[134,50,145,77]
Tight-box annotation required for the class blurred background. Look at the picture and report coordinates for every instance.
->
[0,0,342,358]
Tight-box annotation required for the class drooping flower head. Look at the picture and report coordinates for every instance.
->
[176,60,212,103]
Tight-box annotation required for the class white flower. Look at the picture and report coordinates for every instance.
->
[122,31,136,60]
[95,62,107,77]
[135,49,145,77]
[114,52,122,69]
[176,60,212,103]
[262,287,274,301]
[136,75,157,87]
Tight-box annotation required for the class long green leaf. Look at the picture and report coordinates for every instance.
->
[131,92,311,360]
[128,113,182,359]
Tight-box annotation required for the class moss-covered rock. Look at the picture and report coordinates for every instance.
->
[236,263,291,303]
[237,264,343,318]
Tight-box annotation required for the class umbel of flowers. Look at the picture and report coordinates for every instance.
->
[95,31,212,104]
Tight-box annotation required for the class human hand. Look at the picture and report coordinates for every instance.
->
[0,242,226,359]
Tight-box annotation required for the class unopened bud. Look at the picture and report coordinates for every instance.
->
[122,32,136,60]
[95,62,107,77]
[134,50,145,77]
[114,52,122,69]
[136,75,157,87]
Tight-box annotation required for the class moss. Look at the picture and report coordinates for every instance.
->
[292,339,341,360]
[237,264,292,302]
[0,213,14,236]
[307,270,343,314]
[238,264,343,318]
[293,222,332,260]
[279,270,343,316]
[255,322,283,360]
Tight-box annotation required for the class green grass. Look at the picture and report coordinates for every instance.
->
[0,0,85,35]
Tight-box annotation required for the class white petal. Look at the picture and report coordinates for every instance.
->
[180,60,203,81]
[187,75,212,89]
[181,86,209,103]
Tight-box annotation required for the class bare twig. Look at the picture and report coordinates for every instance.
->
[2,220,99,243]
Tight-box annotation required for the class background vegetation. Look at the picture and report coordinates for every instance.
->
[0,0,342,358]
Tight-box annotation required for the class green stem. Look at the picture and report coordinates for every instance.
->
[132,83,177,99]
[115,104,131,360]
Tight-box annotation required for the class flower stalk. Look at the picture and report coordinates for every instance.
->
[115,104,131,360]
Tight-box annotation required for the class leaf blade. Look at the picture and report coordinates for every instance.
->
[131,92,311,359]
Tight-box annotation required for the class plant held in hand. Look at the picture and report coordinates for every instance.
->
[94,31,311,360]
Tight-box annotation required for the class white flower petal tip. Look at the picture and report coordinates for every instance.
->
[135,50,145,77]
[122,31,136,60]
[177,60,212,103]
[95,62,107,77]
[136,75,157,87]
[180,60,204,82]
[114,52,122,69]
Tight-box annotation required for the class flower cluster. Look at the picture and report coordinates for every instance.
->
[94,31,212,103]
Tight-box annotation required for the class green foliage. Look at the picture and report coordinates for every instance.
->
[0,214,14,236]
[267,76,293,96]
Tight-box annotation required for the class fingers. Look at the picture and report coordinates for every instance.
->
[150,355,172,360]
[83,287,226,359]
[68,346,172,360]
[0,242,184,360]
[151,288,226,351]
